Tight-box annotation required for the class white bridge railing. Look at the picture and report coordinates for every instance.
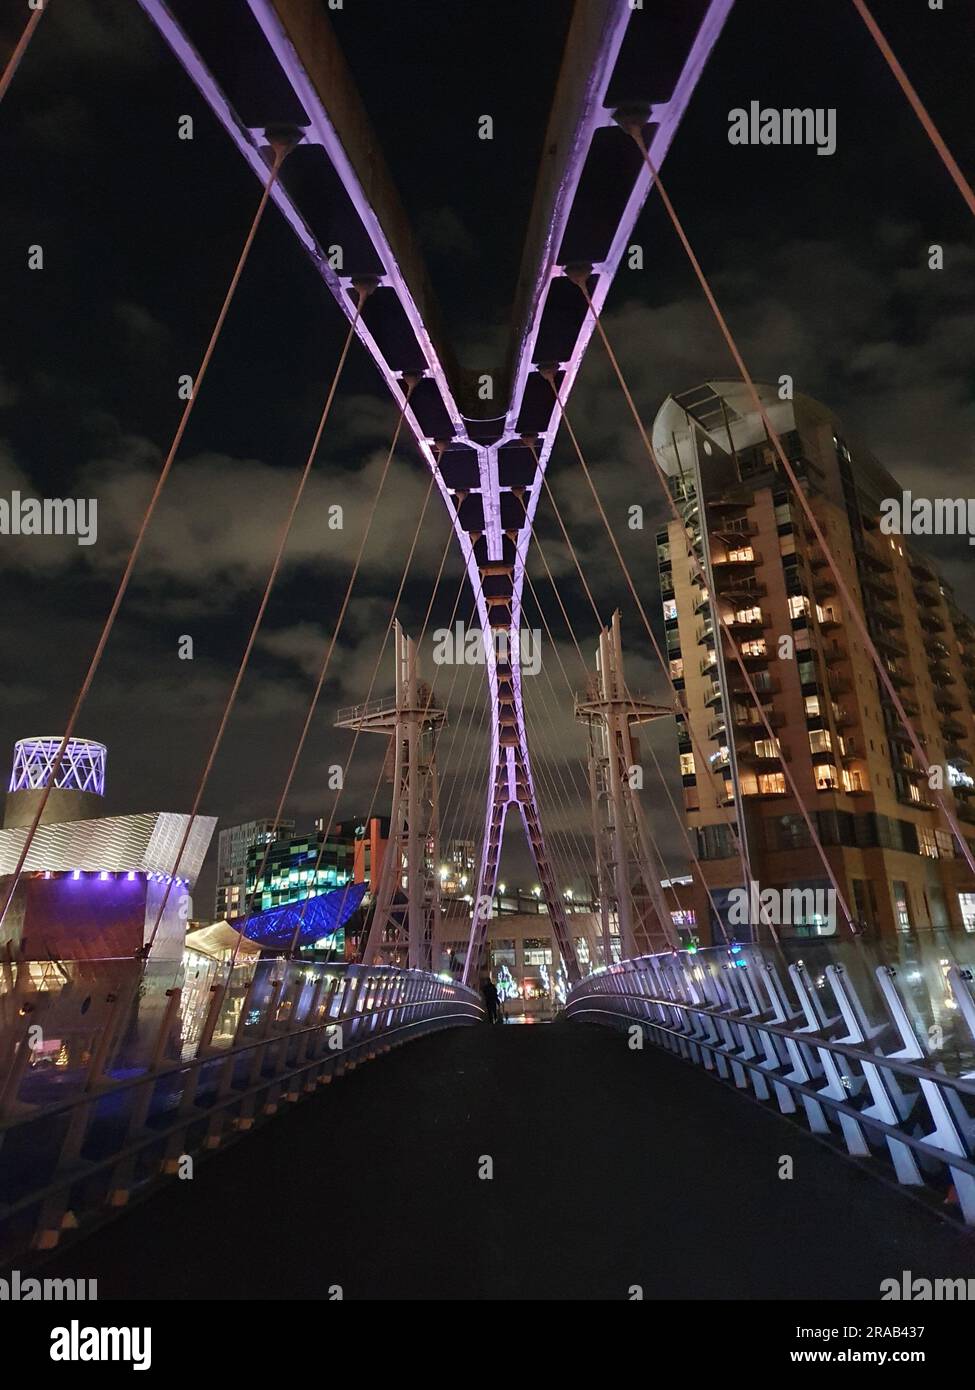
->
[566,943,975,1223]
[0,956,482,1261]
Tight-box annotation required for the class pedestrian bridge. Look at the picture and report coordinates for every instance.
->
[3,944,975,1298]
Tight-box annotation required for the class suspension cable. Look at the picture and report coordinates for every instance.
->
[528,456,733,941]
[243,377,420,911]
[560,311,849,934]
[539,370,754,895]
[0,2,44,105]
[317,546,463,948]
[615,120,975,882]
[0,136,295,936]
[528,431,746,869]
[850,0,975,218]
[144,286,370,948]
[524,555,723,945]
[284,472,438,955]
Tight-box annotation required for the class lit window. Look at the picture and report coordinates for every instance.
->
[815,765,839,789]
[735,606,762,624]
[788,595,810,619]
[741,639,767,657]
[959,893,975,932]
[755,738,781,758]
[727,546,755,563]
[679,753,696,777]
[809,729,832,754]
[918,827,938,860]
[663,599,678,621]
[804,695,820,717]
[757,773,786,794]
[670,658,684,679]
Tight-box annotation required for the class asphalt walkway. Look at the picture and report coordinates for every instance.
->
[40,1019,975,1300]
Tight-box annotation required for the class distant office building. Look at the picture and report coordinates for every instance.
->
[332,817,389,893]
[439,838,475,897]
[245,827,352,914]
[215,817,294,921]
[653,381,975,940]
[244,817,388,915]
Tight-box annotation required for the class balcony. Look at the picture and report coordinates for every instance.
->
[860,542,894,573]
[946,743,972,766]
[909,554,937,583]
[827,674,850,696]
[860,570,897,601]
[699,654,719,678]
[712,549,761,569]
[872,630,907,659]
[941,712,966,739]
[713,576,766,604]
[882,694,920,721]
[733,706,781,733]
[730,673,777,699]
[707,718,726,741]
[703,489,756,511]
[696,622,714,645]
[915,584,941,608]
[831,706,855,727]
[919,609,946,634]
[887,722,923,746]
[724,612,768,634]
[738,744,789,768]
[933,688,962,714]
[710,517,755,540]
[812,575,836,600]
[693,591,711,616]
[703,681,724,708]
[871,604,903,630]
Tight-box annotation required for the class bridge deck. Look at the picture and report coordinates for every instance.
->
[39,1021,975,1300]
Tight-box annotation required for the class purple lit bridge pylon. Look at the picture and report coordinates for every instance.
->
[139,0,733,982]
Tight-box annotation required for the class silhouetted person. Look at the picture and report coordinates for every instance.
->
[480,972,500,1023]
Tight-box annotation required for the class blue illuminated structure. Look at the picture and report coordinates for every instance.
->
[240,881,368,951]
[9,737,106,796]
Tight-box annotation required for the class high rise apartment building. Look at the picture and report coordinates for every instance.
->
[653,381,975,941]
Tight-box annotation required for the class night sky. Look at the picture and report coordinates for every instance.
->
[1,0,973,908]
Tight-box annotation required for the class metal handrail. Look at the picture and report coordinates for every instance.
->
[566,948,975,1223]
[0,959,483,1259]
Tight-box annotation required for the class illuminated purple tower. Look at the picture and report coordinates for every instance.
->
[4,736,107,829]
